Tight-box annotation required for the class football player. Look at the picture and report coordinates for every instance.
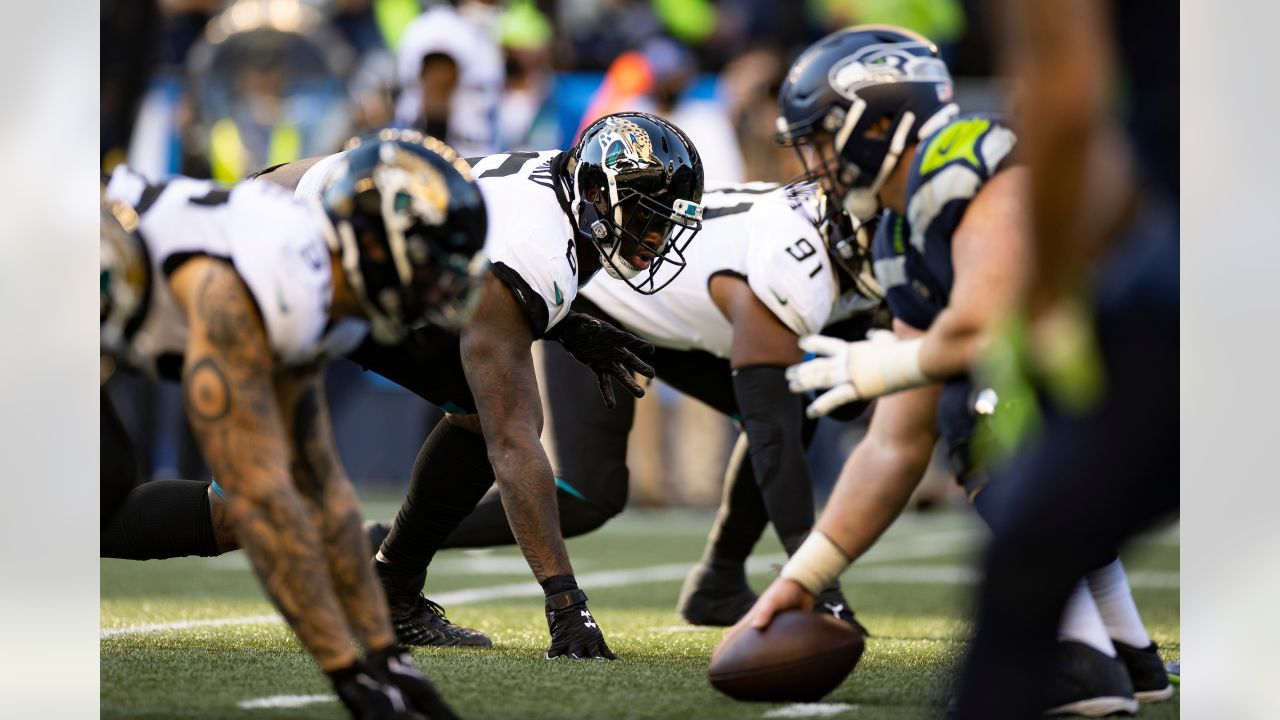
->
[433,179,883,632]
[950,0,1179,716]
[245,117,705,658]
[100,133,483,719]
[736,26,1169,715]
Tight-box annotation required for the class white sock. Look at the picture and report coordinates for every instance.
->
[1087,559,1152,648]
[1058,580,1116,656]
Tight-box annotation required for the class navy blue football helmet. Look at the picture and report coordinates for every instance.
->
[776,25,957,221]
[323,129,487,341]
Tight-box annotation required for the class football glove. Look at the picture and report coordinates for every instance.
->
[786,331,928,418]
[544,589,617,660]
[367,646,459,720]
[548,311,655,409]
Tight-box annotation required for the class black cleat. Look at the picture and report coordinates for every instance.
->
[379,563,491,648]
[388,593,492,648]
[1046,641,1138,717]
[676,563,757,626]
[813,586,871,637]
[332,663,427,720]
[1112,639,1174,702]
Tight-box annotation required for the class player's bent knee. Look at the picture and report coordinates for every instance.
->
[101,480,223,560]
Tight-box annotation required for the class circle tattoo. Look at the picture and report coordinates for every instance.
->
[186,357,231,421]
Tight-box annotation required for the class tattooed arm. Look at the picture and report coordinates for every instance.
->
[460,273,572,581]
[168,257,357,672]
[273,367,397,653]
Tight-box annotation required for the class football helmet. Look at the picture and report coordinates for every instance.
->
[776,25,958,222]
[322,128,487,342]
[561,111,705,295]
[100,200,151,363]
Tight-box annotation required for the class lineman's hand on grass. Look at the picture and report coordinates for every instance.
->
[546,600,617,660]
[739,578,815,632]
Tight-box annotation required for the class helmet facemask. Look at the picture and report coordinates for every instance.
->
[567,113,705,295]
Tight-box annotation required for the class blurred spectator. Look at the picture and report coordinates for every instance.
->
[497,0,562,149]
[183,0,356,182]
[579,36,743,183]
[102,0,161,171]
[718,45,804,183]
[395,0,505,156]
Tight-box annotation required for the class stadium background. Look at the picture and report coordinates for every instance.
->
[101,0,1003,509]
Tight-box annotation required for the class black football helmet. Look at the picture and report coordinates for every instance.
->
[322,129,487,342]
[776,25,957,222]
[561,111,705,295]
[100,199,151,364]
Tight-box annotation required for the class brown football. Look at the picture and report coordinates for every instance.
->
[707,610,866,702]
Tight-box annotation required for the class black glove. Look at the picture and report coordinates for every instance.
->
[367,646,460,720]
[544,588,618,660]
[330,661,426,720]
[548,311,655,409]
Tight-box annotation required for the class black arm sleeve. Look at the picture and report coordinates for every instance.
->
[731,364,815,554]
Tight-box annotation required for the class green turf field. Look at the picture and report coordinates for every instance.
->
[101,502,1179,719]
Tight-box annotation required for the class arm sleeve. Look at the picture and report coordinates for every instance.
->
[731,364,815,552]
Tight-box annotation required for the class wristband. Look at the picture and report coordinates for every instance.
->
[779,530,850,596]
[545,589,589,611]
[872,337,928,393]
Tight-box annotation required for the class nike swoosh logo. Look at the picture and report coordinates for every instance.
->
[276,286,290,314]
[553,282,564,306]
[770,289,788,306]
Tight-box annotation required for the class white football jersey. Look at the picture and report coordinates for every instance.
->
[294,149,579,337]
[581,183,878,359]
[104,166,368,377]
[394,5,504,157]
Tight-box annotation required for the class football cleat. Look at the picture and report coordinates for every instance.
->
[387,593,492,648]
[676,563,758,627]
[1045,641,1138,717]
[331,663,427,720]
[813,586,872,637]
[379,565,491,648]
[1112,639,1175,702]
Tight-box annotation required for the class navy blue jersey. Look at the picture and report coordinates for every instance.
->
[871,113,1018,331]
[870,113,1019,481]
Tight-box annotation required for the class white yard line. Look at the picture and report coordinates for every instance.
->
[102,527,1176,639]
[762,703,859,718]
[237,694,333,710]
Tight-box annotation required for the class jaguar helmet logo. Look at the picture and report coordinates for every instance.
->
[596,118,655,170]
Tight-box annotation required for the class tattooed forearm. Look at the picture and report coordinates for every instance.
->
[461,275,573,582]
[175,259,358,671]
[277,370,395,651]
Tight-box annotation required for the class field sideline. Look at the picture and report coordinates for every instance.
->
[101,500,1179,719]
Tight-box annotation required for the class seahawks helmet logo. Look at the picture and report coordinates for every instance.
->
[595,118,655,170]
[828,41,951,99]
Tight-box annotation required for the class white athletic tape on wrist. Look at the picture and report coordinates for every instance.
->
[854,335,928,398]
[780,530,850,596]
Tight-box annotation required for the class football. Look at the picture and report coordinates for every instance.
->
[707,610,866,702]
